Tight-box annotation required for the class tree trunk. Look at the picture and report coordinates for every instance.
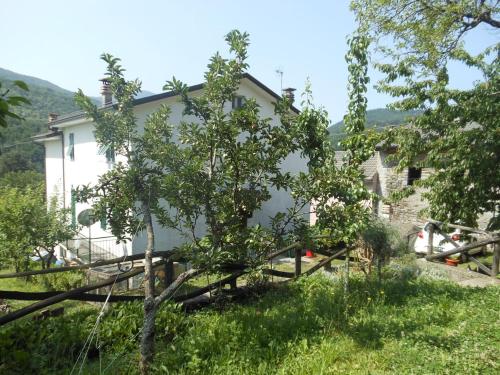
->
[45,250,54,269]
[36,249,46,270]
[139,200,156,375]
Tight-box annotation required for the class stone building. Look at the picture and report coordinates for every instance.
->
[335,148,431,230]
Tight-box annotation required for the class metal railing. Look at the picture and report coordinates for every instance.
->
[65,235,126,263]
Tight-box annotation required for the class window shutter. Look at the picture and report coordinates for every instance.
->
[70,188,76,228]
[68,133,75,161]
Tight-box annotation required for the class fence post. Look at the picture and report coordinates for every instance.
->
[295,246,302,277]
[324,260,332,272]
[492,243,499,279]
[164,258,174,288]
[427,224,434,257]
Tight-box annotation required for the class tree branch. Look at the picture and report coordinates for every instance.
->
[154,268,203,307]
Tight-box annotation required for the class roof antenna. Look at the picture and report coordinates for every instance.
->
[275,68,283,92]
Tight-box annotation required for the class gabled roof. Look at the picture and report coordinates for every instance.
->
[44,73,299,127]
[334,151,378,181]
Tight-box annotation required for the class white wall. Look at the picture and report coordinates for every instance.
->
[44,137,64,206]
[45,78,308,255]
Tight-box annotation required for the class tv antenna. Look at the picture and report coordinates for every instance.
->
[275,68,283,92]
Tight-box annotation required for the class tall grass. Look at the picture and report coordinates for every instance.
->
[1,271,498,374]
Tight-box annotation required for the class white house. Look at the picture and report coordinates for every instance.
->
[35,74,307,260]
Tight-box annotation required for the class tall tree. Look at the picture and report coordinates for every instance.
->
[351,0,500,228]
[156,30,309,268]
[75,55,173,373]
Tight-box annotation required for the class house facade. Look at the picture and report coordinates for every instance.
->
[35,74,308,259]
[334,149,431,231]
[339,147,493,232]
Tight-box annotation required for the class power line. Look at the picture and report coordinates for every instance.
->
[0,139,40,150]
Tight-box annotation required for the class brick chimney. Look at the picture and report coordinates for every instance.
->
[48,113,59,123]
[99,77,112,106]
[282,87,296,104]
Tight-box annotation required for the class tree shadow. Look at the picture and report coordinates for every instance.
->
[183,275,487,365]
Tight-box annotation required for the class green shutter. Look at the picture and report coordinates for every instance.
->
[71,188,76,228]
[100,211,107,230]
[105,146,115,163]
[68,133,75,161]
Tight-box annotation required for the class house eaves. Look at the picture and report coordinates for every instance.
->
[42,73,299,129]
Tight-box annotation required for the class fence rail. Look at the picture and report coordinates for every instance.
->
[424,219,500,279]
[0,238,346,326]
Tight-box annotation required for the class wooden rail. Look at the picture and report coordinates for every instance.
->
[0,251,173,279]
[0,238,348,325]
[304,248,349,276]
[425,237,500,260]
[426,219,497,236]
[424,220,500,279]
[0,262,160,325]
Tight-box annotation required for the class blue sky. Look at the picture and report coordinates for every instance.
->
[1,0,497,123]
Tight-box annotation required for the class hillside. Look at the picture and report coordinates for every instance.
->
[0,69,82,176]
[0,68,155,176]
[329,108,422,149]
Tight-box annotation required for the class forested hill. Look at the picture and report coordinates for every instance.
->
[0,68,155,177]
[0,68,82,176]
[329,108,422,149]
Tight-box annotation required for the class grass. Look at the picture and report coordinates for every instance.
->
[0,267,94,314]
[0,268,48,310]
[1,263,499,374]
[146,275,500,375]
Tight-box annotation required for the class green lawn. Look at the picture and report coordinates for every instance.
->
[1,265,498,375]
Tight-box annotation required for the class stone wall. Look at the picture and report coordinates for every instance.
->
[371,151,432,232]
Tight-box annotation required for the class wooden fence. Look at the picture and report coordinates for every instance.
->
[423,219,500,278]
[0,240,347,326]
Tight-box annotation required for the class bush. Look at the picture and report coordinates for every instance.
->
[355,217,409,276]
[35,270,87,291]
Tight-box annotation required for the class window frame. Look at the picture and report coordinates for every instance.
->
[232,95,246,109]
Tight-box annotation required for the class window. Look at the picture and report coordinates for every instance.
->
[68,133,75,161]
[407,167,422,186]
[232,96,246,109]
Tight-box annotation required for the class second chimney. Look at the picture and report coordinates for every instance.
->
[99,77,112,106]
[48,112,59,123]
[282,87,296,104]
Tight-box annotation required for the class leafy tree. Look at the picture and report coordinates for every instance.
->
[75,54,173,374]
[156,30,311,269]
[0,80,30,129]
[0,170,44,189]
[0,186,75,271]
[74,29,380,372]
[352,0,500,229]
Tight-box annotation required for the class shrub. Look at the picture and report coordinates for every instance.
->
[355,216,409,276]
[35,270,87,291]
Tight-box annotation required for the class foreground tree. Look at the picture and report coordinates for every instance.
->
[351,0,500,229]
[75,29,380,372]
[0,80,30,130]
[75,54,174,373]
[155,31,311,268]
